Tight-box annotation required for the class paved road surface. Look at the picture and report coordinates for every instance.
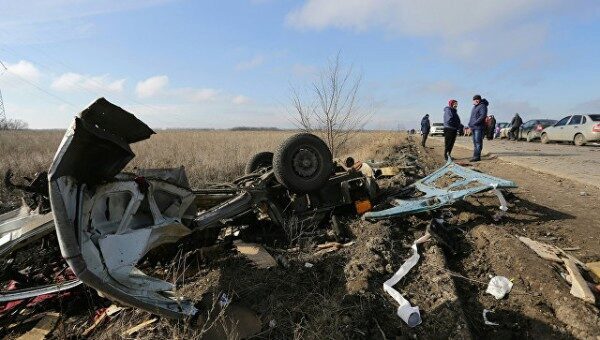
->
[430,136,600,189]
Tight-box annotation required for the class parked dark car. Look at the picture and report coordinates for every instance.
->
[518,119,557,142]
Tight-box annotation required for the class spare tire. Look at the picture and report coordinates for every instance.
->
[273,133,333,194]
[244,151,274,174]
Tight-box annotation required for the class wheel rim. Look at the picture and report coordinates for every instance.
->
[575,135,583,145]
[292,147,319,178]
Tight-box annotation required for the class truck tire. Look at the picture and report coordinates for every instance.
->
[244,151,274,174]
[273,133,332,194]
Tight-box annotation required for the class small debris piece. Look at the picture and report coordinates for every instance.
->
[518,236,562,262]
[16,312,60,340]
[563,258,595,304]
[304,262,314,268]
[234,241,277,268]
[82,305,123,337]
[314,241,355,256]
[378,166,400,177]
[122,318,157,336]
[586,261,600,283]
[383,233,430,328]
[519,237,587,268]
[562,247,581,251]
[486,276,513,300]
[483,309,499,326]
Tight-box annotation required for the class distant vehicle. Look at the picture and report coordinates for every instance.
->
[495,122,509,138]
[518,119,557,142]
[430,123,444,136]
[541,114,600,146]
[499,125,512,139]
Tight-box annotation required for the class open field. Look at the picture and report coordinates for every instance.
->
[0,129,396,212]
[1,129,599,339]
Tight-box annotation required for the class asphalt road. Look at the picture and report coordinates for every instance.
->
[431,136,600,189]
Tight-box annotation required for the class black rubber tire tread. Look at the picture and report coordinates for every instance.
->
[244,151,274,174]
[273,133,333,194]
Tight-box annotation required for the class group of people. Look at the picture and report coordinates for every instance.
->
[420,94,489,162]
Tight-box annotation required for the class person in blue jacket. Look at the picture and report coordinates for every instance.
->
[420,114,430,147]
[443,99,461,160]
[468,94,489,162]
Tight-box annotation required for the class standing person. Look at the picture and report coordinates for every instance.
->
[420,114,430,147]
[443,99,461,160]
[486,115,496,140]
[468,95,488,162]
[508,113,523,141]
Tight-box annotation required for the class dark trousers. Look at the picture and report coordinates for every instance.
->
[508,126,519,140]
[421,132,429,147]
[472,129,484,159]
[443,128,457,159]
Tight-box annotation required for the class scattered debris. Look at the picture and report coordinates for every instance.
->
[586,261,600,283]
[486,276,513,300]
[314,241,355,256]
[563,258,595,304]
[122,318,158,336]
[16,312,60,340]
[234,241,277,269]
[304,262,313,268]
[383,232,430,328]
[82,305,124,337]
[364,159,516,220]
[482,309,499,326]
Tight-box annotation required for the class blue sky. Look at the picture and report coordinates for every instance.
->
[1,0,600,129]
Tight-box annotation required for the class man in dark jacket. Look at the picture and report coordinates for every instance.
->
[420,114,430,147]
[443,99,461,160]
[508,113,523,141]
[468,95,488,162]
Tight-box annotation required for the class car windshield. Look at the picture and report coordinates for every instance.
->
[432,123,443,126]
[589,114,600,121]
[539,120,557,125]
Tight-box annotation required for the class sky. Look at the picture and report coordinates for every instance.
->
[1,0,600,130]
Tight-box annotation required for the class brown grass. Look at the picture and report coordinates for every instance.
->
[0,129,401,210]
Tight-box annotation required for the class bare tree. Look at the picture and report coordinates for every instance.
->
[289,53,373,157]
[0,118,28,130]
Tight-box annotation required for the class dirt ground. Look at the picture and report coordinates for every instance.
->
[1,133,599,339]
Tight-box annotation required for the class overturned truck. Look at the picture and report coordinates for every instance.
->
[47,98,380,318]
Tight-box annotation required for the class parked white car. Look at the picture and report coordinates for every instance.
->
[541,114,600,146]
[430,123,444,136]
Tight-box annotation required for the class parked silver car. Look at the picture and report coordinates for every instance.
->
[541,114,600,146]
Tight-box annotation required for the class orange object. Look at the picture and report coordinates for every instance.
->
[355,199,372,215]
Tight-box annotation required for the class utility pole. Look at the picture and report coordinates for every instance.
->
[0,60,6,128]
[0,88,6,126]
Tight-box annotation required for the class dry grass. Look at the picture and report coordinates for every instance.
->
[0,129,402,210]
[0,128,409,339]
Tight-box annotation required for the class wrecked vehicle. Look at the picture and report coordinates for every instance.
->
[48,98,380,318]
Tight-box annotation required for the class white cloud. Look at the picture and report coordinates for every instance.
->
[286,0,566,63]
[236,55,265,71]
[181,88,220,102]
[51,72,125,93]
[232,95,251,105]
[3,60,41,82]
[135,75,169,98]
